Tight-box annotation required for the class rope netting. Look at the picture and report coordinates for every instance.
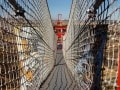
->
[0,0,56,90]
[102,2,120,90]
[63,0,120,90]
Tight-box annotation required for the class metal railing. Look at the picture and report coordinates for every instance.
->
[0,0,56,90]
[63,0,120,90]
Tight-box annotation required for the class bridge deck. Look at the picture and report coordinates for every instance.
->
[39,50,79,90]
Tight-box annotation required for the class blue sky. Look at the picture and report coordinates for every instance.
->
[47,0,72,20]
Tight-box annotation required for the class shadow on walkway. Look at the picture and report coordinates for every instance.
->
[39,50,79,90]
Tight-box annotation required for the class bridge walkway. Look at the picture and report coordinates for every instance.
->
[39,50,79,90]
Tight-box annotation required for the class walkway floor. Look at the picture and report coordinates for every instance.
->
[39,50,79,90]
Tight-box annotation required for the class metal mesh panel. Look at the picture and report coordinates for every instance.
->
[0,0,56,90]
[63,0,120,90]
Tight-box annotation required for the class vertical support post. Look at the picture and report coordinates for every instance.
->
[117,44,120,90]
[94,25,107,89]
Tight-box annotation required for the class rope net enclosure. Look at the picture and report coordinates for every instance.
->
[63,0,120,90]
[0,0,56,90]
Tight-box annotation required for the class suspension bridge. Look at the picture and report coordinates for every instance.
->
[0,0,120,90]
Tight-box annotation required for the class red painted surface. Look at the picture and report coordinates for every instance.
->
[57,32,62,38]
[117,44,120,90]
[54,26,67,30]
